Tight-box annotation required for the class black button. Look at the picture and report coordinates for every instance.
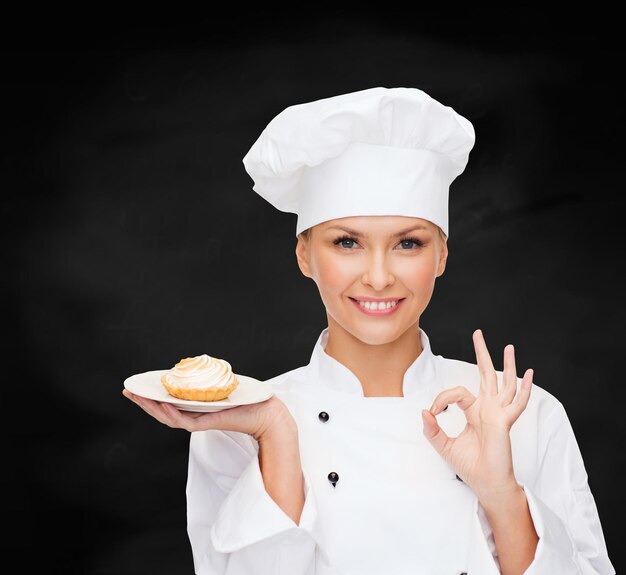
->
[328,471,339,487]
[318,411,330,422]
[456,474,464,482]
[443,405,449,411]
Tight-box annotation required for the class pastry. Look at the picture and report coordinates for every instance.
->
[161,354,239,401]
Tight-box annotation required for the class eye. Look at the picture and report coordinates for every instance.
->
[397,237,425,250]
[333,235,425,250]
[333,235,359,249]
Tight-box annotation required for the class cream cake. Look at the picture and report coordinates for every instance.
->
[161,354,239,401]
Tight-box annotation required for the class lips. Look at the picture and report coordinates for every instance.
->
[349,297,405,316]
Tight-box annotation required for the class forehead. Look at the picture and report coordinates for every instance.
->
[318,215,436,235]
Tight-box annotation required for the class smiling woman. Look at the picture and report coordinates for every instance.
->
[124,87,615,575]
[294,216,448,376]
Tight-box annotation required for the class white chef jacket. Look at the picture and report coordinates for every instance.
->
[186,326,615,575]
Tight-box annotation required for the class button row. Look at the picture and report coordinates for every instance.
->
[320,409,453,490]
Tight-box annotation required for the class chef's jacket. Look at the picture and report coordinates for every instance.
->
[186,326,615,574]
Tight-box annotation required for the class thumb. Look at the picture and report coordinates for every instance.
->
[421,409,451,456]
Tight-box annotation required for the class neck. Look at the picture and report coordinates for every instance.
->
[323,316,423,397]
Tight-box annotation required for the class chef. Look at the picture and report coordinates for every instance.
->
[123,87,615,574]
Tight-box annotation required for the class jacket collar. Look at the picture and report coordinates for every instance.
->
[305,325,440,398]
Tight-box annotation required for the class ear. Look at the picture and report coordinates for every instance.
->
[295,236,313,278]
[436,237,448,278]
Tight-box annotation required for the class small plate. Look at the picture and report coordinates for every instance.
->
[123,370,274,412]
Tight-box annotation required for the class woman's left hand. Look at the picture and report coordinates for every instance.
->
[421,329,533,504]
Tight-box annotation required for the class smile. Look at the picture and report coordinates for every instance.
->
[349,297,405,316]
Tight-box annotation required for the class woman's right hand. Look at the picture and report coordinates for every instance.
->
[122,390,296,442]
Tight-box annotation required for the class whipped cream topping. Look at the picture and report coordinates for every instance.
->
[162,354,236,389]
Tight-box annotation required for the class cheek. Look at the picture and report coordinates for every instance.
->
[313,252,352,293]
[397,254,439,290]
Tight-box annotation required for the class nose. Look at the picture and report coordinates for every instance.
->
[361,249,395,290]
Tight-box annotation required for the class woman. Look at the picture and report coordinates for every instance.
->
[123,87,615,575]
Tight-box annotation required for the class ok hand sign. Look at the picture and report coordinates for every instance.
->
[421,329,533,503]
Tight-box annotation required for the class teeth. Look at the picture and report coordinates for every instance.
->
[356,299,399,311]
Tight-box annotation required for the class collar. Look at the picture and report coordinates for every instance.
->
[305,325,440,398]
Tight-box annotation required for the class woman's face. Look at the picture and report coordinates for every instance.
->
[295,216,448,346]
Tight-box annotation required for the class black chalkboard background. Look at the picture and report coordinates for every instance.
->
[4,12,624,574]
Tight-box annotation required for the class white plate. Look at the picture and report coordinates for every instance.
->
[124,370,274,412]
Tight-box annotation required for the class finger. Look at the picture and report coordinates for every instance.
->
[123,391,161,415]
[473,329,498,396]
[132,395,180,426]
[506,368,534,420]
[500,344,518,405]
[123,390,148,409]
[430,386,477,414]
[422,409,454,457]
[159,402,220,431]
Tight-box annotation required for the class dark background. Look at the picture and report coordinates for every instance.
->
[4,12,623,574]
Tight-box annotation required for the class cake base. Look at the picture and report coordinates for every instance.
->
[161,377,239,401]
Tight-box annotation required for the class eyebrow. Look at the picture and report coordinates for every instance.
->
[325,224,430,238]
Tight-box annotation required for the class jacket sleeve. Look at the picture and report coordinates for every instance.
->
[475,401,615,574]
[186,428,319,575]
[521,400,615,574]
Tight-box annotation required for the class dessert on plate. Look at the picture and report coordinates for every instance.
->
[161,354,239,401]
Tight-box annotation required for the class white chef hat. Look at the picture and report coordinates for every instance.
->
[242,86,475,239]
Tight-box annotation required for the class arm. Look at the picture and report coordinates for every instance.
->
[477,483,538,575]
[422,330,614,574]
[124,391,319,575]
[189,427,319,575]
[258,414,306,525]
[422,331,538,575]
[472,402,616,575]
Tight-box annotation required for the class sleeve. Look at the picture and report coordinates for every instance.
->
[475,401,615,574]
[520,401,615,574]
[185,428,319,575]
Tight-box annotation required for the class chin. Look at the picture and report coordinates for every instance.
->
[336,318,406,346]
[355,334,399,346]
[356,329,405,346]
